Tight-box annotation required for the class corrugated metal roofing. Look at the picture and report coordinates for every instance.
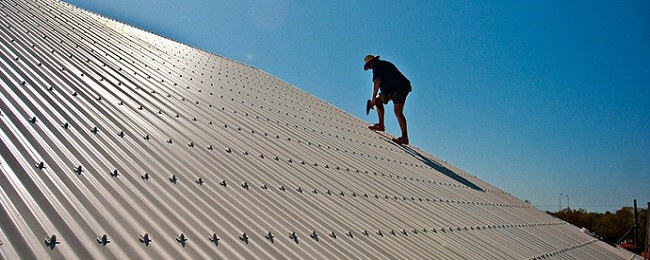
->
[0,0,641,259]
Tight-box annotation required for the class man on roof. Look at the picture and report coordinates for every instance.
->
[364,54,412,145]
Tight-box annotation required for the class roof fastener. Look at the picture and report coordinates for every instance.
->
[195,178,204,185]
[389,230,396,236]
[279,186,285,191]
[219,180,227,187]
[288,231,298,243]
[169,175,178,184]
[96,234,110,246]
[139,233,152,246]
[110,169,119,177]
[296,187,302,193]
[141,173,149,180]
[209,233,220,246]
[117,131,125,138]
[260,184,268,189]
[376,230,383,237]
[74,165,83,175]
[241,182,249,190]
[167,139,173,144]
[309,231,318,241]
[44,234,60,249]
[91,127,99,134]
[239,232,249,244]
[329,232,336,239]
[61,123,69,129]
[34,162,46,170]
[346,231,353,238]
[188,142,194,148]
[265,232,275,243]
[143,135,150,140]
[29,117,37,124]
[207,145,214,150]
[176,233,187,247]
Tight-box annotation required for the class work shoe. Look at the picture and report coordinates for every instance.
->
[392,136,409,145]
[368,124,384,131]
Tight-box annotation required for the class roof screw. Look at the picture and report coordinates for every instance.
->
[96,234,110,246]
[279,186,285,191]
[329,232,337,239]
[339,191,345,196]
[141,173,149,180]
[259,154,264,159]
[91,127,99,134]
[167,139,173,144]
[309,231,318,241]
[287,158,292,163]
[207,145,214,150]
[209,233,220,246]
[288,231,298,243]
[176,233,187,247]
[296,187,302,193]
[169,175,178,184]
[44,234,60,249]
[312,189,318,194]
[225,148,232,153]
[110,169,119,177]
[352,192,357,197]
[326,190,331,196]
[260,184,268,189]
[188,142,194,148]
[376,230,383,237]
[362,230,369,236]
[195,178,204,185]
[241,182,249,190]
[74,165,84,175]
[34,162,47,170]
[61,123,69,129]
[117,131,125,138]
[243,151,248,155]
[274,156,279,161]
[412,229,418,234]
[346,231,353,238]
[389,230,396,236]
[265,232,275,243]
[219,180,227,187]
[29,117,37,124]
[143,135,150,141]
[139,233,152,246]
[239,232,249,244]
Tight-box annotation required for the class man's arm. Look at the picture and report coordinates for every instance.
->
[370,78,381,106]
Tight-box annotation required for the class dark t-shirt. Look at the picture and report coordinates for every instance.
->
[372,60,411,94]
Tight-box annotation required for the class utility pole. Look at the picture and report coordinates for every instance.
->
[645,202,650,260]
[634,199,638,252]
[559,193,563,211]
[566,194,570,209]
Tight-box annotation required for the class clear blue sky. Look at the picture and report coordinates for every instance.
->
[63,0,649,213]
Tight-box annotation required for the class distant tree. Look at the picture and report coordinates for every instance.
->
[548,206,647,253]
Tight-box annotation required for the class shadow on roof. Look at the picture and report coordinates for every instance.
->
[398,144,485,192]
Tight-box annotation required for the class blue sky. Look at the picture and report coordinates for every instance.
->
[63,0,649,213]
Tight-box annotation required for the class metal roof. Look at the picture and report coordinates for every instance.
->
[0,0,641,259]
